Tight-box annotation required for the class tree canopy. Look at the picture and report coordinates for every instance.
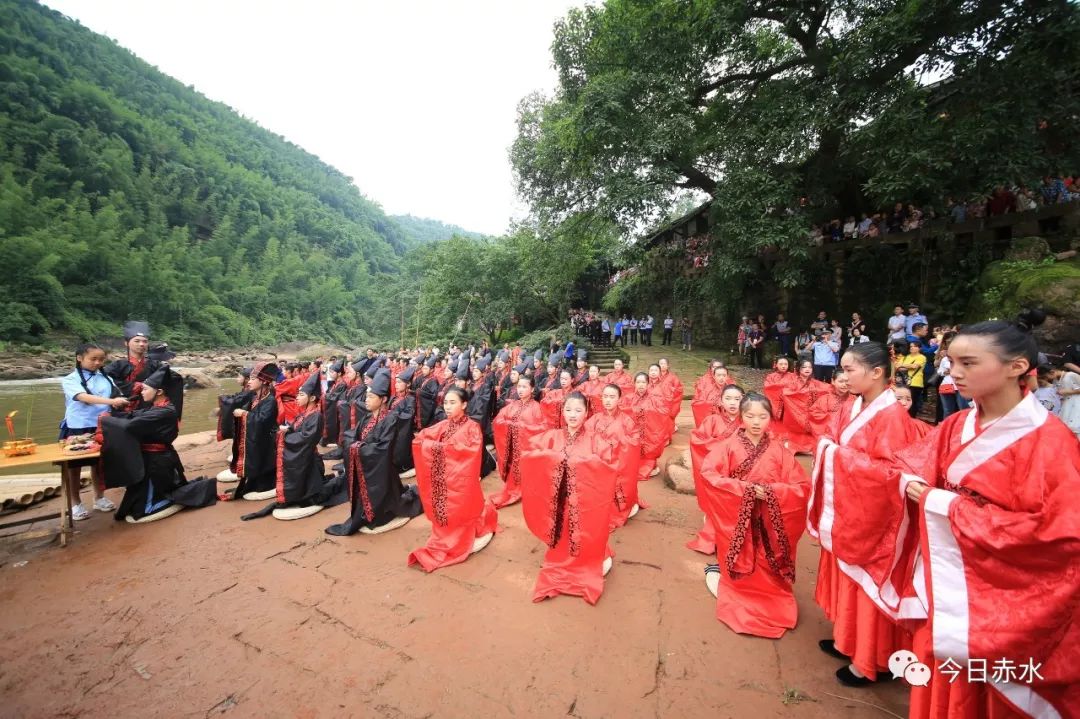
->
[513,0,1080,308]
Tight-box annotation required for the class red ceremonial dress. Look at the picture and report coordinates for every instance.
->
[520,427,617,604]
[806,389,925,679]
[691,373,730,426]
[603,369,635,395]
[539,386,569,429]
[898,394,1080,719]
[780,376,833,453]
[489,397,545,508]
[762,370,795,421]
[585,407,644,528]
[625,389,671,480]
[686,410,742,554]
[408,415,498,572]
[699,429,809,638]
[658,369,684,420]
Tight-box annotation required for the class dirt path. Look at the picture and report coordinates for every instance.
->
[0,349,910,718]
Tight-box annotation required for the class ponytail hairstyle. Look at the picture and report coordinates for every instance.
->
[843,341,894,384]
[74,342,106,398]
[955,309,1046,375]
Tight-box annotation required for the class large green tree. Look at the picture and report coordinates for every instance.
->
[513,0,1080,306]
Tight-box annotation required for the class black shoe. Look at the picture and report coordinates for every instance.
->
[835,665,892,687]
[818,639,849,660]
[325,521,356,536]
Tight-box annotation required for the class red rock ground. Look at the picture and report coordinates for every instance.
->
[0,347,910,718]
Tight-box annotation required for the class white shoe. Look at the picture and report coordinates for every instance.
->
[398,468,416,479]
[93,496,116,512]
[242,489,277,501]
[125,504,183,524]
[485,444,495,453]
[216,469,239,483]
[226,452,233,463]
[324,443,339,450]
[71,503,90,521]
[359,515,412,535]
[471,532,494,554]
[649,466,660,477]
[272,505,324,521]
[602,557,613,577]
[628,504,640,519]
[704,565,720,597]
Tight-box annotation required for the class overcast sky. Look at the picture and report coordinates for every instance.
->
[43,0,582,235]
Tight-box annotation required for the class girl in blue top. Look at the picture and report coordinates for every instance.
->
[61,343,130,520]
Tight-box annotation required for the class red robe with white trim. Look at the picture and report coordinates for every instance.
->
[806,389,924,679]
[408,416,498,572]
[520,427,617,605]
[687,411,742,554]
[489,397,545,508]
[585,408,644,529]
[699,430,809,638]
[898,395,1080,719]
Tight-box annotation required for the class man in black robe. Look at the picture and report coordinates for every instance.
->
[229,362,280,501]
[415,355,442,428]
[320,359,347,447]
[388,365,417,479]
[326,369,422,536]
[103,320,163,410]
[100,367,216,523]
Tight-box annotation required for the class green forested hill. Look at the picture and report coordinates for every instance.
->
[390,214,488,246]
[0,0,416,347]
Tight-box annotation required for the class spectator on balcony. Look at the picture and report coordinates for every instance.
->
[887,202,907,233]
[1041,175,1069,204]
[856,213,872,237]
[986,185,1017,216]
[773,313,792,357]
[902,203,923,232]
[827,218,843,243]
[866,220,881,239]
[842,216,857,240]
[1016,186,1038,212]
[946,197,966,223]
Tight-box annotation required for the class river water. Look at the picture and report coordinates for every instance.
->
[0,377,226,476]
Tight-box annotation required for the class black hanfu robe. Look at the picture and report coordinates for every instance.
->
[326,407,422,535]
[321,379,348,446]
[230,389,279,496]
[416,375,442,428]
[217,389,254,441]
[387,391,417,474]
[336,383,366,445]
[100,401,217,521]
[104,355,163,404]
[468,375,496,443]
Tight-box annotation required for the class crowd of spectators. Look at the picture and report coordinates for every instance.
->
[807,173,1079,245]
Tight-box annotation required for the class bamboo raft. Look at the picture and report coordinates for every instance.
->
[0,470,89,511]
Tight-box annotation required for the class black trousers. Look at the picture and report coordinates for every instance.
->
[749,346,764,368]
[630,329,638,345]
[812,364,835,382]
[662,328,672,345]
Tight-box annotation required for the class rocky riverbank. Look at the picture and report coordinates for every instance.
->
[0,341,350,382]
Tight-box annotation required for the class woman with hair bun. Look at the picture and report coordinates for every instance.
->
[520,392,617,604]
[408,387,497,572]
[806,342,927,687]
[697,392,809,638]
[489,375,545,508]
[899,310,1080,717]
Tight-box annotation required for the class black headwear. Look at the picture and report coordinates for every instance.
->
[147,342,176,362]
[476,356,491,372]
[330,359,345,374]
[299,372,322,400]
[497,349,510,363]
[240,367,252,379]
[533,348,543,361]
[513,362,527,374]
[455,359,471,380]
[143,366,169,390]
[364,359,381,379]
[550,350,563,367]
[424,355,438,368]
[577,349,588,363]
[398,365,416,383]
[370,368,392,397]
[123,320,150,341]
[252,362,279,384]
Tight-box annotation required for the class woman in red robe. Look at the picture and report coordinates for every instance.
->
[806,368,854,439]
[691,364,733,425]
[806,342,927,686]
[692,359,725,399]
[625,372,671,480]
[603,358,635,394]
[900,314,1080,718]
[489,375,546,508]
[520,392,618,604]
[576,365,605,414]
[657,357,684,425]
[698,392,809,638]
[408,387,498,572]
[780,360,833,454]
[584,383,643,528]
[540,369,575,429]
[687,384,744,554]
[762,357,795,421]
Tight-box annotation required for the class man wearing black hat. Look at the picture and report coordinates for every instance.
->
[100,366,217,523]
[388,365,418,479]
[225,362,282,501]
[104,320,165,411]
[326,368,422,536]
[415,355,442,428]
[320,359,348,448]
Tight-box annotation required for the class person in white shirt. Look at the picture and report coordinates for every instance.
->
[886,305,907,342]
[662,315,674,345]
[629,317,639,345]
